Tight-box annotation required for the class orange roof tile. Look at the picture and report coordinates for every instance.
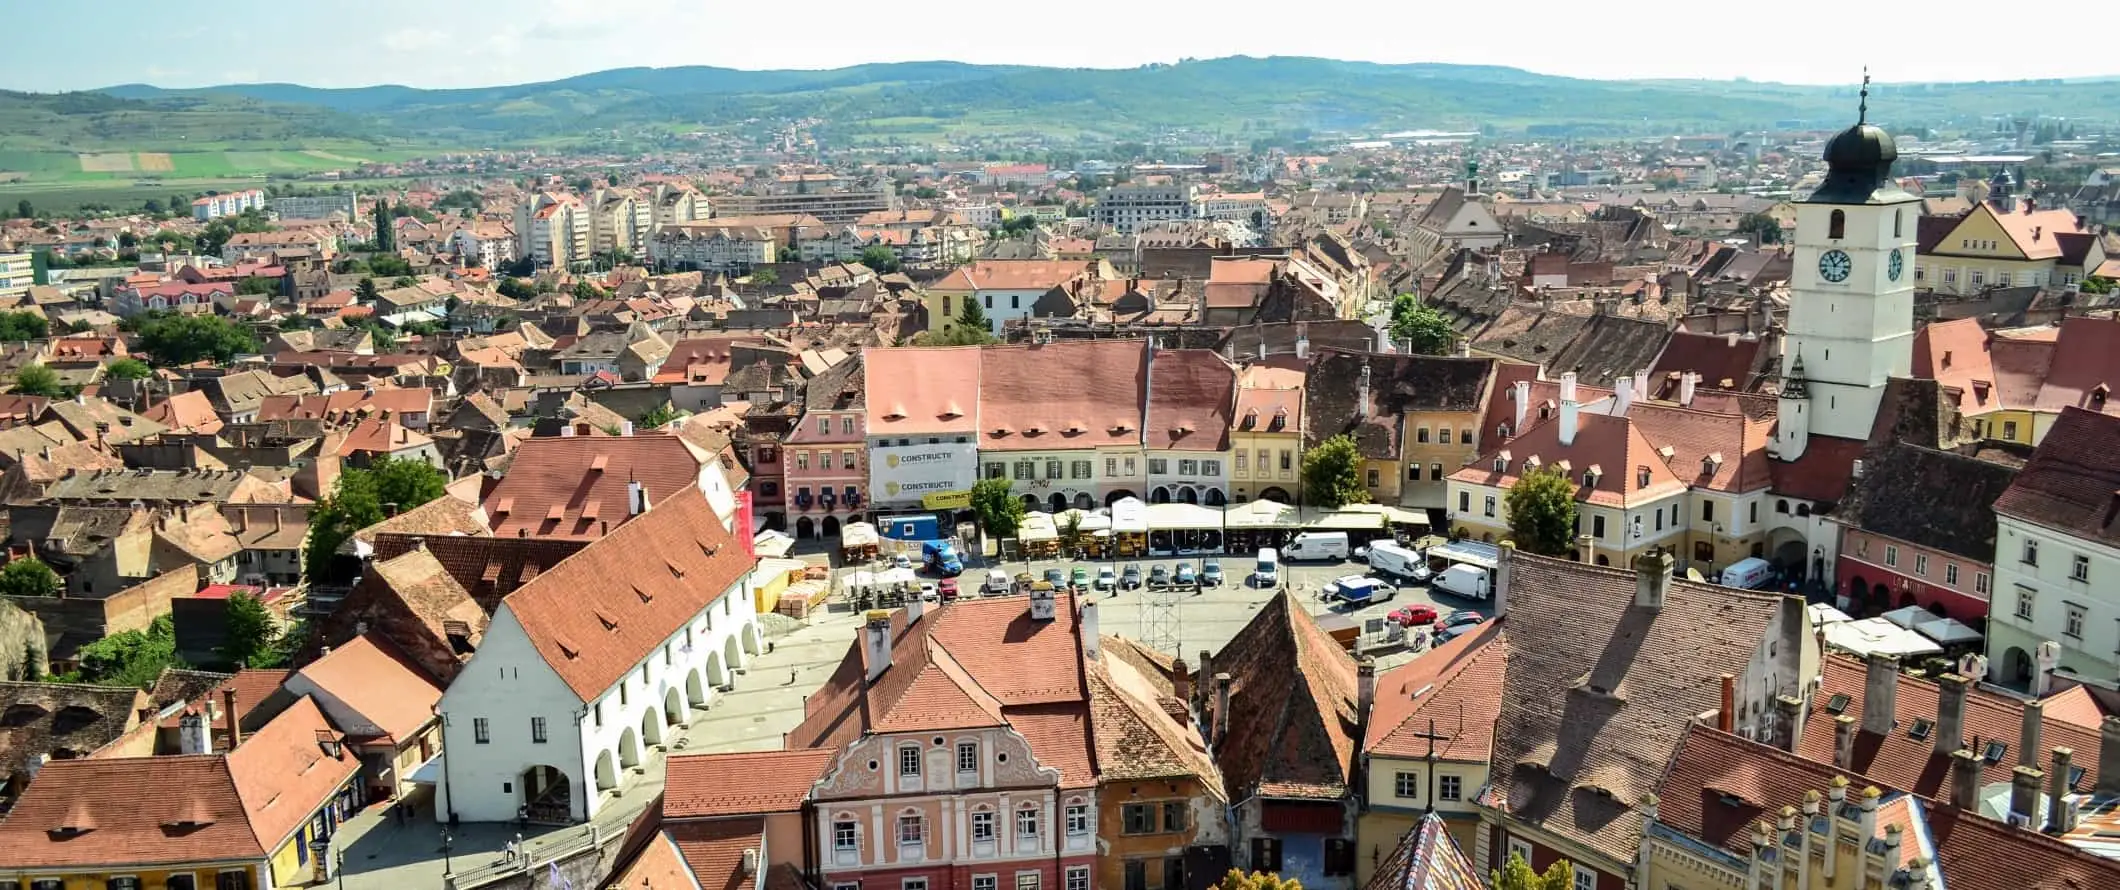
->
[291,633,442,743]
[978,340,1147,451]
[1365,622,1504,761]
[226,697,361,850]
[664,749,836,818]
[1452,412,1689,507]
[484,435,702,541]
[863,346,981,435]
[1146,350,1236,452]
[667,817,767,890]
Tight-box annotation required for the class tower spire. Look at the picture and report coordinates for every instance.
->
[1858,68,1870,125]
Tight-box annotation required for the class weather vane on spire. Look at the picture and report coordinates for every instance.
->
[1858,67,1870,125]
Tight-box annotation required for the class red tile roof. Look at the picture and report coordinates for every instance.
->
[667,816,767,890]
[225,696,362,850]
[1913,318,2000,416]
[864,345,981,435]
[484,435,702,541]
[664,749,836,818]
[978,340,1147,451]
[932,260,1089,292]
[1626,401,1776,494]
[2032,316,2120,416]
[1365,621,1504,761]
[1146,349,1236,451]
[1452,412,1689,508]
[504,484,752,701]
[1006,702,1098,789]
[1209,591,1360,801]
[257,387,431,424]
[291,633,442,743]
[1767,434,1867,503]
[1795,654,2103,798]
[1649,332,1765,391]
[1991,407,2120,547]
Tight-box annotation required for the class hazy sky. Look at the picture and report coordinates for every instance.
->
[6,0,2110,92]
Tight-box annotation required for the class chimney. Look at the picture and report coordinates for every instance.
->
[2019,700,2047,770]
[1495,541,1515,617]
[1356,364,1372,419]
[1511,380,1530,434]
[1357,656,1377,722]
[2101,717,2120,796]
[1935,673,1969,756]
[1833,714,1858,769]
[1028,584,1056,621]
[1635,549,1673,609]
[1613,376,1634,416]
[862,610,893,682]
[1718,674,1735,732]
[1951,748,1982,809]
[2012,763,2046,826]
[1726,331,1739,347]
[629,480,648,516]
[1773,695,1803,751]
[2047,747,2075,832]
[221,687,241,751]
[1212,673,1234,746]
[1860,653,1899,736]
[1078,599,1100,661]
[1679,371,1699,407]
[620,420,634,436]
[178,710,211,755]
[1558,372,1580,446]
[906,587,925,625]
[1172,657,1192,712]
[1455,337,1470,358]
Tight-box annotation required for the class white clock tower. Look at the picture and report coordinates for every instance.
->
[1775,79,1919,460]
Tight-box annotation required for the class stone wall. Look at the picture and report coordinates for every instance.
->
[0,599,49,680]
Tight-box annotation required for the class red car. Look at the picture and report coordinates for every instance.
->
[938,578,959,600]
[1388,605,1438,627]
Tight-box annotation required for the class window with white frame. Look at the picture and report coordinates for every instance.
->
[1394,771,1420,798]
[2074,554,2090,582]
[2017,588,2036,621]
[2024,538,2039,565]
[833,819,859,853]
[1946,564,1960,586]
[972,808,998,841]
[1439,774,1463,801]
[1915,553,1928,576]
[1016,806,1040,840]
[899,745,922,777]
[1017,874,1041,890]
[1571,865,1596,890]
[1977,572,1990,594]
[1884,545,1898,567]
[975,877,998,890]
[2067,603,2086,639]
[1506,835,1534,867]
[898,813,924,846]
[1066,802,1090,836]
[958,741,978,773]
[1066,866,1090,890]
[906,879,928,890]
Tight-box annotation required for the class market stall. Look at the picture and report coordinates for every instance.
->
[1223,499,1300,554]
[1145,502,1226,555]
[1110,497,1149,558]
[1823,616,1944,660]
[839,522,881,562]
[1019,512,1060,559]
[1053,508,1113,558]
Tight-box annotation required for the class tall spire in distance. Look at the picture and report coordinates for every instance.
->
[1858,67,1870,125]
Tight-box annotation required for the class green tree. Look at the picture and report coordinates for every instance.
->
[0,310,50,340]
[970,477,1027,539]
[367,255,413,277]
[496,277,536,300]
[2082,277,2114,295]
[217,590,278,668]
[373,199,395,253]
[572,280,605,300]
[134,314,262,366]
[303,457,449,581]
[750,267,779,286]
[1215,871,1301,890]
[236,276,280,296]
[355,277,381,303]
[912,326,998,347]
[858,244,902,273]
[15,200,31,219]
[1300,434,1368,509]
[12,364,63,398]
[0,558,61,598]
[1504,465,1579,556]
[1736,211,1783,245]
[1388,295,1457,355]
[956,294,992,335]
[637,403,683,429]
[104,357,153,381]
[71,614,179,688]
[1492,852,1574,890]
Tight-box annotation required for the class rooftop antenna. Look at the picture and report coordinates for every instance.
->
[1858,68,1870,125]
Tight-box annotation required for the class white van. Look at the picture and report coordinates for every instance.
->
[984,568,1013,596]
[1719,557,1774,590]
[1366,541,1431,583]
[1252,548,1280,587]
[1281,531,1351,562]
[1432,564,1492,600]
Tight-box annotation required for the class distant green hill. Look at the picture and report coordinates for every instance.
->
[60,57,2120,148]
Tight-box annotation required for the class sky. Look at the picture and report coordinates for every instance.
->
[6,0,2113,93]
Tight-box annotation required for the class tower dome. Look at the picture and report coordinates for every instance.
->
[1806,74,1912,205]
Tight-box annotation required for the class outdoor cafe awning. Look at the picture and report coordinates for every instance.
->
[1223,499,1298,530]
[1020,512,1059,542]
[1145,503,1224,529]
[409,753,444,785]
[1110,497,1149,533]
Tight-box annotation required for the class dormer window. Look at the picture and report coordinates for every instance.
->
[1582,469,1599,488]
[1493,457,1507,472]
[1496,423,1512,439]
[1637,466,1652,488]
[2094,385,2110,409]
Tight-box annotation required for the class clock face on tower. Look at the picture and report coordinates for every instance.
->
[1819,249,1852,283]
[1888,248,1904,281]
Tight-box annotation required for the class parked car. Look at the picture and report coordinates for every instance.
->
[1071,566,1091,589]
[918,582,939,601]
[1044,568,1067,587]
[892,553,913,570]
[1174,563,1198,587]
[938,578,959,600]
[1095,566,1117,590]
[1148,565,1171,588]
[1433,610,1485,642]
[1200,560,1223,587]
[1121,564,1143,590]
[1388,605,1439,627]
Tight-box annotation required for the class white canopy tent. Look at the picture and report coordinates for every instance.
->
[1109,497,1149,534]
[1020,512,1060,543]
[1223,499,1299,530]
[839,522,881,550]
[1823,617,1944,659]
[1880,606,1984,646]
[1808,603,1855,626]
[1144,502,1225,529]
[1052,509,1112,533]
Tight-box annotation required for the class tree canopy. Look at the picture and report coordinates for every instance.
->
[1504,465,1579,556]
[303,457,450,582]
[0,310,49,341]
[1215,871,1301,890]
[68,614,179,688]
[0,558,61,598]
[970,477,1026,538]
[1301,434,1369,509]
[11,364,63,398]
[750,267,779,285]
[216,590,279,668]
[131,313,262,366]
[105,357,153,381]
[859,244,902,273]
[1493,852,1574,890]
[1388,295,1457,355]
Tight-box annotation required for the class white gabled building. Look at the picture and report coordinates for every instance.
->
[434,469,764,824]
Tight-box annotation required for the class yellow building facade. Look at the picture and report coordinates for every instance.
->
[1399,408,1486,511]
[1356,757,1489,886]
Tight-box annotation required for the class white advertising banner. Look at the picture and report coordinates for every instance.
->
[869,442,979,504]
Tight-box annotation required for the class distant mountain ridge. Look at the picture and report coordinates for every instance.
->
[58,56,2120,147]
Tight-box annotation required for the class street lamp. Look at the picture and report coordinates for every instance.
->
[441,827,454,877]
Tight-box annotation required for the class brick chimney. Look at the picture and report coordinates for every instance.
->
[1635,550,1673,610]
[1212,673,1233,747]
[862,610,893,682]
[1718,674,1735,732]
[1860,653,1899,736]
[221,687,241,751]
[1167,658,1193,725]
[1950,748,1982,809]
[1935,673,1969,756]
[2047,747,2075,833]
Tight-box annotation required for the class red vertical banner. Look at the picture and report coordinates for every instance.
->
[736,490,756,558]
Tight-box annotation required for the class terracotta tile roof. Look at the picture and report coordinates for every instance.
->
[869,640,1010,734]
[2032,316,2120,415]
[978,340,1148,451]
[1209,591,1360,801]
[1837,441,2017,562]
[147,668,233,717]
[503,484,751,701]
[932,260,1089,292]
[1306,349,1496,460]
[1146,349,1236,451]
[1913,318,2000,416]
[257,387,432,424]
[1625,401,1776,494]
[1768,434,1867,503]
[1660,723,2120,890]
[667,817,767,890]
[1992,407,2120,546]
[483,435,702,541]
[1234,364,1303,434]
[1649,332,1768,392]
[291,633,442,743]
[1487,551,1786,865]
[1794,654,2104,798]
[664,749,836,818]
[159,669,292,731]
[1364,812,1482,890]
[1006,702,1098,789]
[1365,622,1504,762]
[1087,652,1221,788]
[1453,412,1689,508]
[611,830,705,890]
[2037,685,2114,730]
[352,495,492,549]
[225,696,361,849]
[141,390,225,435]
[863,345,981,435]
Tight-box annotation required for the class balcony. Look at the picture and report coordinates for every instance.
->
[795,494,813,508]
[846,491,862,507]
